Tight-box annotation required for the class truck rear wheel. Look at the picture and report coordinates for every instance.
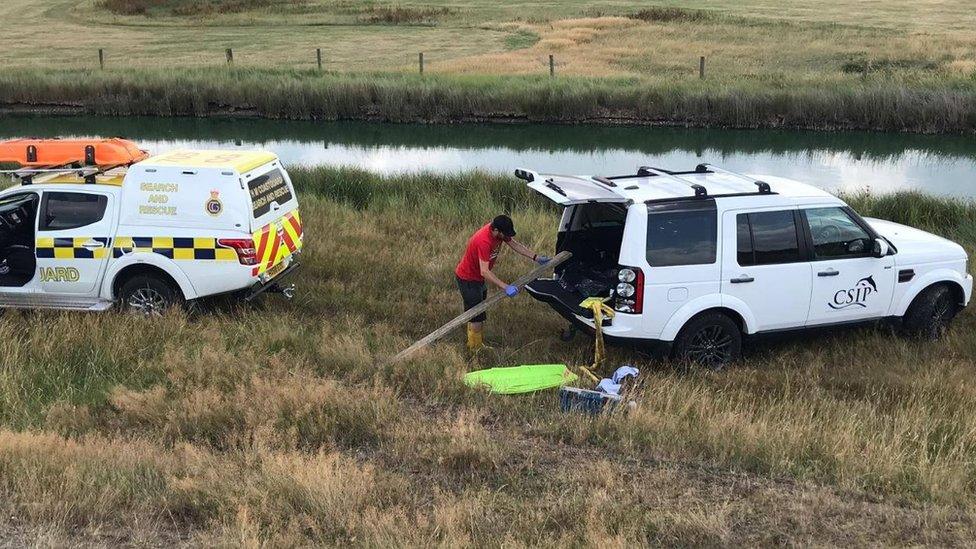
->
[119,274,182,316]
[671,312,742,370]
[903,284,958,340]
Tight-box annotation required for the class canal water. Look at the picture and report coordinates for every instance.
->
[0,115,973,198]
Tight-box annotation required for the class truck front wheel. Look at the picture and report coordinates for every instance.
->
[118,274,183,316]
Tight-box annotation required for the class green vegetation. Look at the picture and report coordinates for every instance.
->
[96,0,291,17]
[2,167,976,544]
[0,1,973,131]
[3,68,975,132]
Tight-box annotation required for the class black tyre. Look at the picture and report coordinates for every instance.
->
[671,312,742,370]
[118,274,182,316]
[902,284,959,340]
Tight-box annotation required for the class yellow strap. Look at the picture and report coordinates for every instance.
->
[579,297,615,375]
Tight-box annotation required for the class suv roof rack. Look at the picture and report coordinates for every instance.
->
[697,163,773,194]
[636,165,708,197]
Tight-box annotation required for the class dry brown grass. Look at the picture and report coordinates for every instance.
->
[1,0,974,82]
[2,168,976,544]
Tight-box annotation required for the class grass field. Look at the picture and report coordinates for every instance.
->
[2,167,976,544]
[0,1,974,131]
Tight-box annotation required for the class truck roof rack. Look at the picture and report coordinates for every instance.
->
[0,138,147,185]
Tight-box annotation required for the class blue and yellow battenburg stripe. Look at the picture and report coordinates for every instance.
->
[111,237,237,261]
[34,237,237,261]
[36,237,112,259]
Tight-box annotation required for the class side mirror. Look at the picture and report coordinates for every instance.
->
[873,238,890,258]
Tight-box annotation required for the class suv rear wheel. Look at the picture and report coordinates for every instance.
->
[119,274,182,316]
[903,284,959,339]
[672,312,742,370]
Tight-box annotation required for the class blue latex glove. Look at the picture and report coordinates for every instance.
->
[535,255,551,265]
[505,285,519,298]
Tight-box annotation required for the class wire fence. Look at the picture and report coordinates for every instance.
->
[94,48,711,79]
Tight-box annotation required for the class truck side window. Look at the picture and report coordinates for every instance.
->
[646,201,717,267]
[39,192,108,231]
[804,207,872,259]
[738,210,802,266]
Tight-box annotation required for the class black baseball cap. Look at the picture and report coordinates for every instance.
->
[491,214,516,238]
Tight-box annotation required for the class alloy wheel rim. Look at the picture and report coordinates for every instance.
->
[929,294,953,336]
[128,287,167,316]
[687,325,734,368]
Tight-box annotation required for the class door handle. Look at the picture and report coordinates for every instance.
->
[82,239,105,249]
[818,269,839,277]
[730,276,754,284]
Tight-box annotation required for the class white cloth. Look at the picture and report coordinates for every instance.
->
[596,365,639,395]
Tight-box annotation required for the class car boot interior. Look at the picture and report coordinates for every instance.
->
[0,193,38,287]
[528,202,627,316]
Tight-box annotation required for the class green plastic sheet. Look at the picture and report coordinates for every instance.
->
[463,364,578,394]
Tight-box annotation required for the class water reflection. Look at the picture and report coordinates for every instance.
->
[0,116,973,197]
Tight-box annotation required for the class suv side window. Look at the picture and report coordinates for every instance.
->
[646,200,717,267]
[39,192,108,231]
[804,207,872,259]
[737,210,803,266]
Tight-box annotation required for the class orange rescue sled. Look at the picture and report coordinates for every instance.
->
[0,138,149,167]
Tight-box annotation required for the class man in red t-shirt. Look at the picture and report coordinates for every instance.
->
[455,214,550,351]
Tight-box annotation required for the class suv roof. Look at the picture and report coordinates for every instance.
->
[516,164,836,205]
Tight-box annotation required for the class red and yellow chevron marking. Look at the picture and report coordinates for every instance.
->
[252,209,303,277]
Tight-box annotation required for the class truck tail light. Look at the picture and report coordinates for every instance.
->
[218,238,258,265]
[613,266,644,314]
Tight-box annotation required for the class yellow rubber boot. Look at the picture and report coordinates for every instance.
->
[467,325,484,352]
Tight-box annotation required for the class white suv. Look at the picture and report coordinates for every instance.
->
[519,164,972,368]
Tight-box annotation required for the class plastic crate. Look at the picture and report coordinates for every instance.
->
[559,387,621,415]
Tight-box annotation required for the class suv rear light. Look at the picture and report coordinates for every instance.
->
[218,238,258,265]
[613,266,644,314]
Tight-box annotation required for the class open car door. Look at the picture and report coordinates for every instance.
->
[516,168,629,206]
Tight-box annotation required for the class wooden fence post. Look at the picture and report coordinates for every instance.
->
[98,49,104,70]
[316,48,322,71]
[419,52,424,74]
[549,54,555,77]
[699,56,705,79]
[226,48,234,65]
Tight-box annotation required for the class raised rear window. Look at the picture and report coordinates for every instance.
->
[248,168,293,218]
[646,200,717,267]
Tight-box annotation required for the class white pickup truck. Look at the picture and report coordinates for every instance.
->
[0,141,302,314]
[519,164,972,368]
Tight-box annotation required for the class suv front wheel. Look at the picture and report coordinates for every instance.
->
[902,284,959,339]
[671,312,742,370]
[119,274,183,316]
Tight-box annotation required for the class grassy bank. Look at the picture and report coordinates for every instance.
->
[2,68,976,132]
[2,167,976,544]
[1,1,975,131]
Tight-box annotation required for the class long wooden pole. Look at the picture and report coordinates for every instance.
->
[392,251,572,363]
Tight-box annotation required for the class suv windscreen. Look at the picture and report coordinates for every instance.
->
[804,207,872,259]
[737,210,802,266]
[39,192,107,231]
[646,200,717,267]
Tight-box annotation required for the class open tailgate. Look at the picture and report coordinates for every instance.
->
[516,168,628,206]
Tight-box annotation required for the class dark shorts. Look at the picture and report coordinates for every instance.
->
[456,276,488,323]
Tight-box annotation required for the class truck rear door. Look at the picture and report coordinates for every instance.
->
[245,163,302,279]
